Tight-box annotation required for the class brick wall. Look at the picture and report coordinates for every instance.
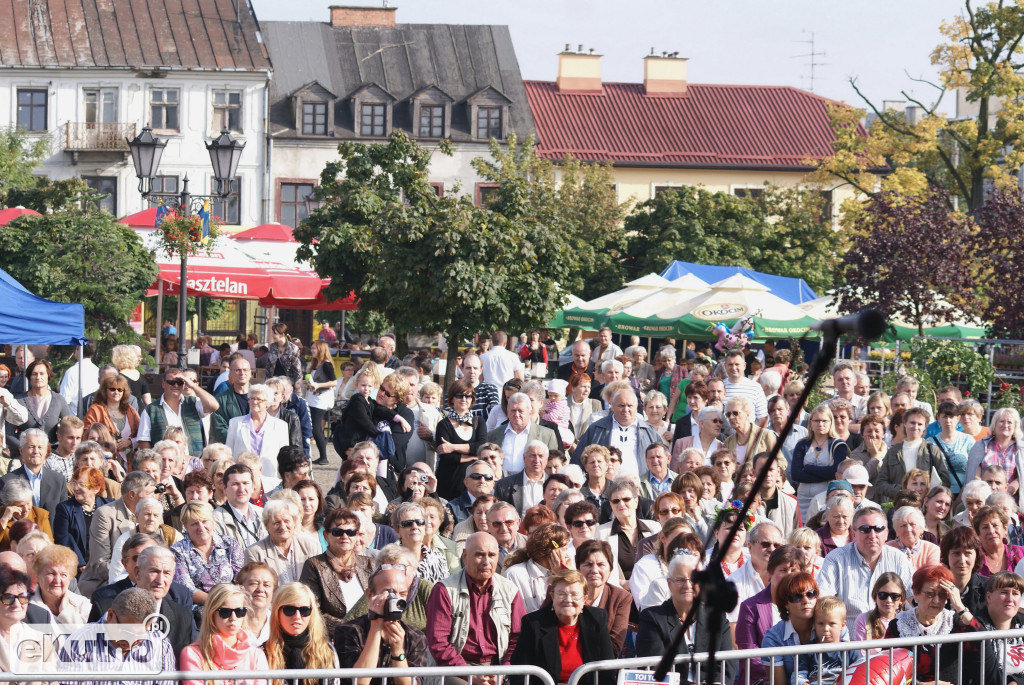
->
[329,6,397,27]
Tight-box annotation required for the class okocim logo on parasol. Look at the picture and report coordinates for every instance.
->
[692,304,749,321]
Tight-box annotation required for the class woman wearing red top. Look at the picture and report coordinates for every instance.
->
[511,569,615,685]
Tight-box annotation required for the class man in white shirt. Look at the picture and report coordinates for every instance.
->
[592,327,623,364]
[722,350,767,420]
[817,507,914,630]
[0,387,27,454]
[494,440,548,513]
[726,521,784,622]
[59,340,100,416]
[213,464,266,549]
[485,393,559,473]
[479,331,524,386]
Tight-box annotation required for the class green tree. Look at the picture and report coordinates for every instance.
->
[295,131,570,388]
[0,212,157,364]
[4,176,93,213]
[0,127,48,203]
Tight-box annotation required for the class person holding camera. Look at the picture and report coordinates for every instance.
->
[334,564,429,685]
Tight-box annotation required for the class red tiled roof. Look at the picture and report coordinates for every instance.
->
[524,80,849,170]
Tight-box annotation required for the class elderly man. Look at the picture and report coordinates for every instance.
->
[90,533,193,619]
[278,376,313,456]
[152,440,186,512]
[725,521,785,624]
[447,460,497,525]
[494,440,549,513]
[425,532,525,682]
[831,361,867,422]
[335,564,430,684]
[212,463,266,549]
[485,392,557,473]
[817,507,914,630]
[722,350,767,420]
[486,502,526,564]
[460,353,500,420]
[138,366,218,457]
[572,389,660,478]
[479,331,524,386]
[349,441,399,502]
[379,334,401,370]
[558,340,597,389]
[80,471,157,596]
[592,359,643,410]
[753,452,801,537]
[9,345,34,396]
[1,427,66,513]
[209,356,251,444]
[134,545,195,657]
[639,443,677,500]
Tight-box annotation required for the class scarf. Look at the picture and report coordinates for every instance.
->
[895,607,955,637]
[282,628,310,671]
[444,406,474,425]
[325,549,356,582]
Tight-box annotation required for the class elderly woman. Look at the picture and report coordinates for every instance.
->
[595,479,661,584]
[959,398,990,440]
[791,404,849,520]
[486,377,523,432]
[112,344,150,408]
[8,360,71,456]
[29,544,89,630]
[643,390,673,444]
[243,498,320,586]
[376,372,415,468]
[236,560,277,645]
[575,539,631,656]
[816,492,854,556]
[637,550,736,684]
[108,496,180,582]
[626,345,656,393]
[53,466,110,571]
[224,384,290,467]
[579,445,613,513]
[391,501,449,582]
[966,407,1024,495]
[504,523,573,612]
[885,565,997,685]
[171,501,244,608]
[723,396,777,465]
[670,406,724,469]
[299,507,374,636]
[0,480,51,552]
[973,504,1024,576]
[433,379,487,500]
[510,568,616,685]
[83,374,139,461]
[179,583,269,685]
[941,525,988,615]
[888,506,941,569]
[0,565,54,678]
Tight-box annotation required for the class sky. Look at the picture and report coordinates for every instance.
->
[249,0,968,113]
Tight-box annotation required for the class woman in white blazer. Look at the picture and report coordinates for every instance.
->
[225,384,290,470]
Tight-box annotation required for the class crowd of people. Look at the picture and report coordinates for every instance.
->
[0,325,1019,685]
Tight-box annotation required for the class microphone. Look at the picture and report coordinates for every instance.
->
[811,308,887,341]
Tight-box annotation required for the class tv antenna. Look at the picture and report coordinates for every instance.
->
[791,31,828,93]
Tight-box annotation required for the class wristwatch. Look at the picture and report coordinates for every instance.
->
[393,653,407,662]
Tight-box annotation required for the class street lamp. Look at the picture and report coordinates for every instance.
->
[303,189,324,218]
[127,126,245,368]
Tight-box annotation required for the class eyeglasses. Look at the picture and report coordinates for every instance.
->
[553,590,584,602]
[467,473,495,482]
[856,524,887,534]
[399,519,425,528]
[713,460,732,467]
[570,519,597,528]
[611,497,633,505]
[668,577,695,586]
[490,519,517,528]
[453,393,474,400]
[280,605,313,617]
[0,592,30,606]
[165,379,185,387]
[379,564,408,572]
[724,411,741,417]
[877,592,903,602]
[756,540,781,550]
[658,507,683,517]
[787,590,818,603]
[922,589,949,601]
[707,418,722,424]
[329,527,359,538]
[216,607,248,619]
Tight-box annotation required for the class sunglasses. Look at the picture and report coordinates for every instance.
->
[856,524,887,534]
[216,607,248,619]
[877,591,903,602]
[611,497,633,505]
[467,473,495,482]
[707,419,722,424]
[570,519,597,528]
[453,393,475,400]
[165,379,185,387]
[724,411,741,417]
[330,527,359,538]
[399,519,425,528]
[378,389,395,399]
[787,590,818,603]
[0,592,30,607]
[756,540,781,550]
[280,605,313,617]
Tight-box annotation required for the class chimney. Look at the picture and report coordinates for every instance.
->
[329,5,397,27]
[556,46,602,94]
[643,52,688,95]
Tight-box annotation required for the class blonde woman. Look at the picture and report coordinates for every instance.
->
[264,582,339,683]
[112,344,150,408]
[306,341,337,466]
[208,456,235,507]
[790,405,849,520]
[179,583,268,685]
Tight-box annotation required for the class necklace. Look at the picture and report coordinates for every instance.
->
[812,437,828,452]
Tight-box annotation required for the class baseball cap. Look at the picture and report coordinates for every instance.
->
[844,465,871,486]
[826,480,854,495]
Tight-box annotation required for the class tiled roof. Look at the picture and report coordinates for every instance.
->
[0,0,270,71]
[524,80,848,170]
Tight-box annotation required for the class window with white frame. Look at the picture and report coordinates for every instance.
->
[212,90,242,132]
[150,88,180,132]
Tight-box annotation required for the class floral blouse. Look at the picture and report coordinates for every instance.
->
[171,533,244,593]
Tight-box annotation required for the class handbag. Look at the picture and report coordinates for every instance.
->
[930,436,963,489]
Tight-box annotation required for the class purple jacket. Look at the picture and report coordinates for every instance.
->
[735,585,775,684]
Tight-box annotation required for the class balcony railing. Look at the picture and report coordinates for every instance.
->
[64,122,136,151]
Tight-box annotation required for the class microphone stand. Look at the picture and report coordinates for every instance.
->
[654,333,840,682]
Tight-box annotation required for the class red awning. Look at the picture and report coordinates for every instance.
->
[0,207,41,225]
[119,207,159,228]
[233,223,296,242]
[259,285,358,311]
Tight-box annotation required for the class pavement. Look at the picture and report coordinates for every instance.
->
[309,443,342,494]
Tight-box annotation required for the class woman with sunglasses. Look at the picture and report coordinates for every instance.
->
[265,582,339,680]
[299,507,374,637]
[595,479,660,585]
[433,380,487,500]
[761,571,821,685]
[853,572,905,648]
[180,583,268,685]
[884,565,997,685]
[83,374,139,463]
[391,502,449,583]
[0,565,54,679]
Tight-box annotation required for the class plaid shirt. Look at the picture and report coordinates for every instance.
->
[59,618,177,685]
[982,440,1019,481]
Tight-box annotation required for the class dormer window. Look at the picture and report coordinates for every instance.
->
[303,102,328,135]
[420,106,444,137]
[350,83,395,139]
[409,86,454,140]
[477,107,502,140]
[290,81,336,138]
[360,103,386,137]
[466,86,512,141]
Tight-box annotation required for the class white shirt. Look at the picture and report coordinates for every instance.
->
[136,394,207,443]
[502,424,530,473]
[594,343,624,363]
[723,377,768,419]
[726,559,766,622]
[480,347,523,386]
[903,439,923,472]
[817,542,914,630]
[522,470,545,510]
[59,357,101,416]
[612,419,640,477]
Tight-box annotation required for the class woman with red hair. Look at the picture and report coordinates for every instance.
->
[885,564,998,685]
[761,571,822,685]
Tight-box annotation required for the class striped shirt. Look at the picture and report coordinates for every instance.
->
[470,381,500,420]
[723,377,768,419]
[817,543,914,631]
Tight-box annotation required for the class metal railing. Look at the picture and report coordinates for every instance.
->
[568,627,1024,685]
[64,121,135,151]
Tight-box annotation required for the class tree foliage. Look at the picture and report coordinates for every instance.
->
[0,212,157,362]
[970,189,1024,337]
[4,176,92,213]
[833,190,977,334]
[811,1,1024,210]
[0,127,48,203]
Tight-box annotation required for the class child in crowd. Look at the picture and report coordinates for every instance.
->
[797,596,863,685]
[546,450,566,475]
[541,379,575,449]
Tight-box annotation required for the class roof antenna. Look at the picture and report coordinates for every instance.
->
[791,30,828,93]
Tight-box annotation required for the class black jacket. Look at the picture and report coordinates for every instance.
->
[510,605,616,685]
[637,600,736,685]
[89,577,193,621]
[1,465,67,515]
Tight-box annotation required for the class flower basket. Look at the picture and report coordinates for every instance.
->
[156,210,220,257]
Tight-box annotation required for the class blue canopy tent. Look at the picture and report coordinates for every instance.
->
[659,261,818,305]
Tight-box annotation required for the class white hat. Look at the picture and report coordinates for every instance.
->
[844,464,871,486]
[546,379,569,396]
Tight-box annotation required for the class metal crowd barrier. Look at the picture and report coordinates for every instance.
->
[567,627,1024,685]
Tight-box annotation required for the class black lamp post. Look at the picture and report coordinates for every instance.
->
[128,126,245,368]
[303,190,324,218]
